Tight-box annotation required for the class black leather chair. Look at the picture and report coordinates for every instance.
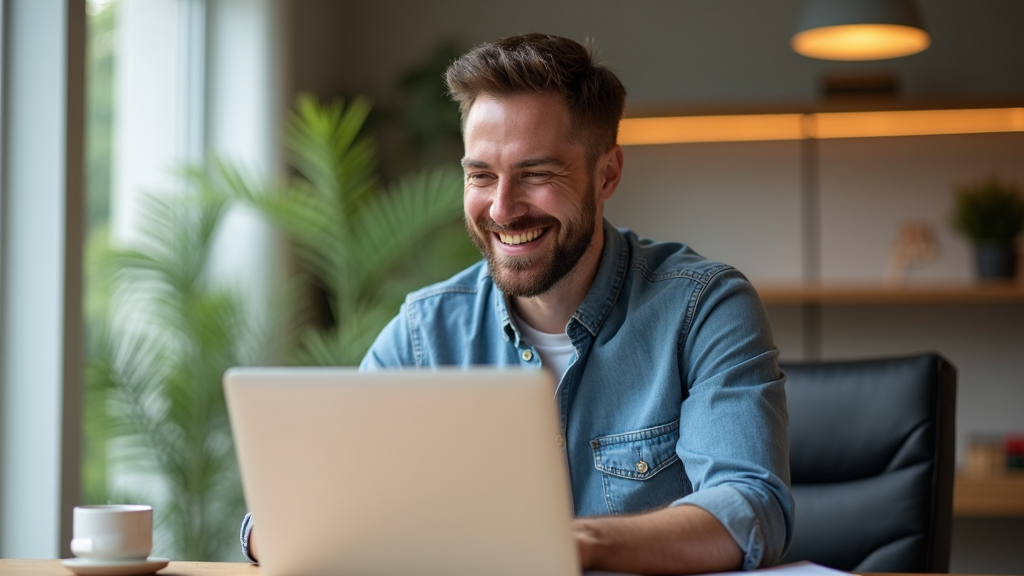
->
[779,353,957,572]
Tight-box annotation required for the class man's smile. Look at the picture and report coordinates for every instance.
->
[497,228,546,246]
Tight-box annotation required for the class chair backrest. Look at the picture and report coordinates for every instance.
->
[779,353,957,573]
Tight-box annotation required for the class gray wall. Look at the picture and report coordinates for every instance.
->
[289,0,1024,107]
[284,1,1024,572]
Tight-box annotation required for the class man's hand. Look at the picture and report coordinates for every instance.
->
[572,504,743,574]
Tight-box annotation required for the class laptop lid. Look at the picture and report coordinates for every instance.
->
[224,367,579,576]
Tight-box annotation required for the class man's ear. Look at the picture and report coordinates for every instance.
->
[597,145,623,202]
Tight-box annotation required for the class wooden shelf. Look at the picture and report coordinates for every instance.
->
[751,282,1024,305]
[954,473,1024,517]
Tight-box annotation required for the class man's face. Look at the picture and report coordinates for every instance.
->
[461,93,601,298]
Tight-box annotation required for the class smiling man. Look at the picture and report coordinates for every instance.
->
[242,33,793,574]
[363,33,793,574]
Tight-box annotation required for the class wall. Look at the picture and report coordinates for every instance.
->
[290,0,1024,107]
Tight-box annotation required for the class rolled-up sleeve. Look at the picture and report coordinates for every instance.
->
[671,269,794,569]
[239,512,257,564]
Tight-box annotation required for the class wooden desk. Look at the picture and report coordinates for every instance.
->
[0,562,1003,576]
[0,559,257,575]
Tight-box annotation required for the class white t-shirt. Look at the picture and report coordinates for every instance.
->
[509,305,576,382]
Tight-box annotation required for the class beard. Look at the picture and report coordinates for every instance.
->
[466,182,597,298]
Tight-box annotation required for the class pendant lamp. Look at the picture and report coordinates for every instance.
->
[792,0,930,61]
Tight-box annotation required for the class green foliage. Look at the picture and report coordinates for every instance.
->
[86,186,263,560]
[85,0,116,231]
[211,94,477,366]
[395,40,466,170]
[951,176,1024,243]
[81,0,118,522]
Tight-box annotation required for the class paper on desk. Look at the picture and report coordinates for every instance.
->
[698,562,851,576]
[586,561,851,576]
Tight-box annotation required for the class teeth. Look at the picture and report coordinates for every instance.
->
[499,229,541,245]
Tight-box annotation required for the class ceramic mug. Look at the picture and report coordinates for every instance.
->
[70,504,153,561]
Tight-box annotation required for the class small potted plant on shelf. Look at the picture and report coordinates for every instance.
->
[951,175,1024,279]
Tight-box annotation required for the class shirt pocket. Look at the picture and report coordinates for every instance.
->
[590,420,685,515]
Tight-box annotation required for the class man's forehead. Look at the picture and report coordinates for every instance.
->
[462,93,582,164]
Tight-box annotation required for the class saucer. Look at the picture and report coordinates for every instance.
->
[61,557,169,576]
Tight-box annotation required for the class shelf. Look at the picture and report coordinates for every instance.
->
[625,97,1024,119]
[751,282,1024,305]
[954,473,1024,518]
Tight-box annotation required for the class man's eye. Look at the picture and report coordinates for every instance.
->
[523,172,550,180]
[466,173,494,183]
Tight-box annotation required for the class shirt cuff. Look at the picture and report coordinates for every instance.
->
[239,512,258,564]
[672,485,765,570]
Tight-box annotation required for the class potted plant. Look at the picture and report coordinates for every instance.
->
[83,95,477,560]
[951,175,1024,279]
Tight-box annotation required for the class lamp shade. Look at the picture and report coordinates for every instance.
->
[792,0,930,61]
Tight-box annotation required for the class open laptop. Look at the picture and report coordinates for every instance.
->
[224,367,580,576]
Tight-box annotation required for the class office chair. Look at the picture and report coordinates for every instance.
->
[779,353,957,573]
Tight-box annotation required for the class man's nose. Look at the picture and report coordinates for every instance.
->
[489,178,527,225]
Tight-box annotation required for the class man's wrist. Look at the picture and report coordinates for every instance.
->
[572,517,607,569]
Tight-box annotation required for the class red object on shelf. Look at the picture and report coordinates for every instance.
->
[1006,434,1024,470]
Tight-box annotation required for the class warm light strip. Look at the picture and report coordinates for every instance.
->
[812,108,1024,138]
[619,108,1024,145]
[618,114,804,145]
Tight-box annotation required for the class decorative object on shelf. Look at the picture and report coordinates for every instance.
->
[1008,435,1024,471]
[791,0,930,61]
[965,434,1006,477]
[885,220,938,284]
[950,175,1024,279]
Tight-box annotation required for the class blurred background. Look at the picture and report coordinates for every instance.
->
[2,0,1022,571]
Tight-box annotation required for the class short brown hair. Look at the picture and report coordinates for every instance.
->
[445,33,626,165]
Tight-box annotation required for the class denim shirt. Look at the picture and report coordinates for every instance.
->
[360,220,794,569]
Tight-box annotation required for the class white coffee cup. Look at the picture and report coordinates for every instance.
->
[70,504,153,561]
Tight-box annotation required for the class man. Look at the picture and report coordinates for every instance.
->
[243,33,792,574]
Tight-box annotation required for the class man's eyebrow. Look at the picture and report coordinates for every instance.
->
[461,158,489,169]
[514,157,564,170]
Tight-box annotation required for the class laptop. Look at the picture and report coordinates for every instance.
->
[224,367,580,576]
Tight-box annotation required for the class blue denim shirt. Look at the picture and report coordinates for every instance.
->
[360,220,793,569]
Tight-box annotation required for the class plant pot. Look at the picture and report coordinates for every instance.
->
[974,242,1018,279]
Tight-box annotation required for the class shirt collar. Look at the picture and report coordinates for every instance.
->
[498,294,521,346]
[571,219,627,336]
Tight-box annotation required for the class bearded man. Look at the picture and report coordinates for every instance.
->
[244,33,793,575]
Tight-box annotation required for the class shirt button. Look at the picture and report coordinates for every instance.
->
[555,434,565,448]
[636,460,649,474]
[522,350,533,361]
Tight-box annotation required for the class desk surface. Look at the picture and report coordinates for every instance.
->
[0,560,1000,576]
[0,559,256,575]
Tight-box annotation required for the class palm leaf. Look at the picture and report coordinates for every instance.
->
[347,167,465,298]
[286,94,379,218]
